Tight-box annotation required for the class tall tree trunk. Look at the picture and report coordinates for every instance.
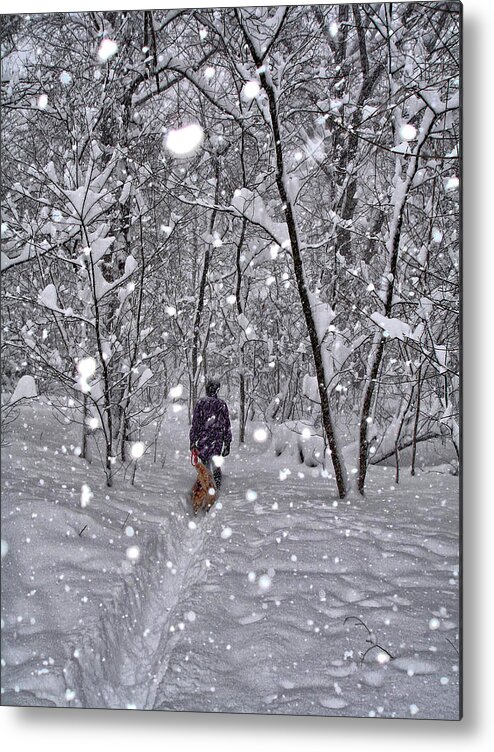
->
[394,385,415,484]
[238,19,347,497]
[191,159,220,405]
[357,109,437,494]
[235,217,248,444]
[81,392,90,462]
[411,366,423,476]
[82,224,115,487]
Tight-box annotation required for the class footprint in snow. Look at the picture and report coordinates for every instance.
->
[392,657,437,675]
[319,696,348,709]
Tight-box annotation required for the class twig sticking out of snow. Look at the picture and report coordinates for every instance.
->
[446,637,460,657]
[344,615,395,666]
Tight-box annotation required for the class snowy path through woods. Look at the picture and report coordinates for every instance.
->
[1,403,460,718]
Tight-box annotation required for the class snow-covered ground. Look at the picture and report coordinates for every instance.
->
[1,401,460,718]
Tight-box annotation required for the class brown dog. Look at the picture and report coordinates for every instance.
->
[191,461,217,515]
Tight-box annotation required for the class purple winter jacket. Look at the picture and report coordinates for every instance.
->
[189,395,232,462]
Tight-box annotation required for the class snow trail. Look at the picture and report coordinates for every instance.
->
[68,509,211,709]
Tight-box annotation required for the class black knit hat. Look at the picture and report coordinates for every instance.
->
[205,378,220,396]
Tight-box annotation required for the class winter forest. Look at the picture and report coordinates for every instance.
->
[1,3,461,718]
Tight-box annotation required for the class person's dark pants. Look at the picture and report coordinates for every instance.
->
[200,455,222,490]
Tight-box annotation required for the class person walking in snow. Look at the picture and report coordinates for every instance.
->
[189,378,232,490]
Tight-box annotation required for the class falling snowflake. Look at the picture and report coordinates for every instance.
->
[59,71,72,85]
[126,545,140,562]
[253,427,268,443]
[400,123,417,141]
[169,384,183,399]
[165,123,204,157]
[445,175,459,191]
[242,80,261,100]
[258,573,272,591]
[376,652,391,664]
[130,442,145,460]
[97,39,118,62]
